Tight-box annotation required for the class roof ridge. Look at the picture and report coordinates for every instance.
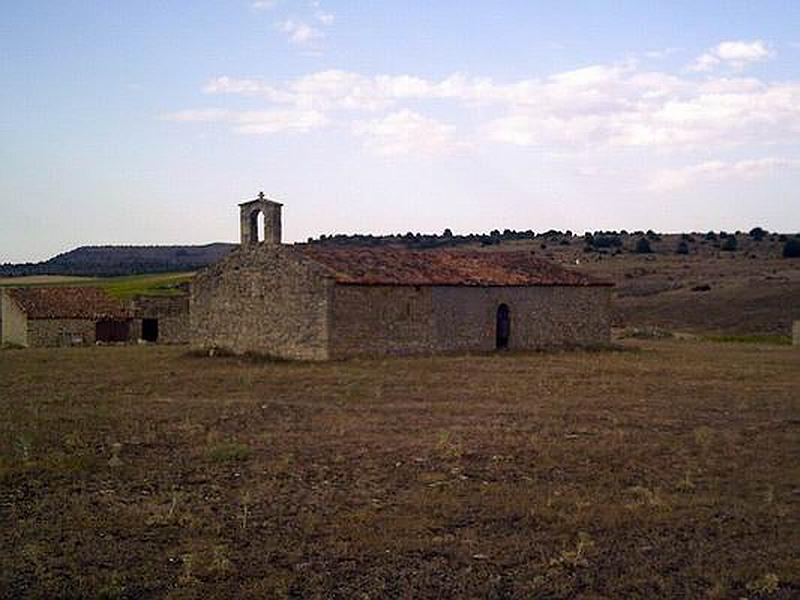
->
[297,246,612,287]
[8,286,132,320]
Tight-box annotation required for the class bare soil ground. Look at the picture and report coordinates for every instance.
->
[1,342,798,598]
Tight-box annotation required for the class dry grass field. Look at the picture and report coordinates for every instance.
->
[0,272,194,299]
[496,234,800,335]
[1,341,798,598]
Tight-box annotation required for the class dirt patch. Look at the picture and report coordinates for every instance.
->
[1,343,798,598]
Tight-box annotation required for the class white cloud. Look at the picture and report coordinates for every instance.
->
[716,40,772,62]
[644,47,681,59]
[232,108,327,134]
[272,4,335,50]
[689,53,721,72]
[315,11,334,25]
[689,40,773,71]
[251,0,279,10]
[163,107,326,134]
[163,108,232,122]
[483,68,800,150]
[353,110,457,156]
[173,50,800,155]
[648,157,800,191]
[279,20,323,46]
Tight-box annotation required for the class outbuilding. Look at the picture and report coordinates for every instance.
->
[0,287,132,347]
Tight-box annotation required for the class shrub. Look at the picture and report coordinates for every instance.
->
[703,334,791,345]
[721,236,738,251]
[749,226,767,241]
[1,342,26,350]
[676,241,690,255]
[623,326,673,339]
[783,238,800,258]
[591,234,622,248]
[205,442,252,463]
[635,238,653,254]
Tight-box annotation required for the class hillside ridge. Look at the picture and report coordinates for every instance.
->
[1,243,236,277]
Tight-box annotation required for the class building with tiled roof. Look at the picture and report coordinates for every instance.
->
[0,287,132,347]
[190,194,613,359]
[298,246,607,287]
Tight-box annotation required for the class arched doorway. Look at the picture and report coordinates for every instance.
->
[496,304,510,349]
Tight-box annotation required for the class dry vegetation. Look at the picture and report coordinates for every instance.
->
[0,272,194,299]
[502,233,800,335]
[1,341,798,598]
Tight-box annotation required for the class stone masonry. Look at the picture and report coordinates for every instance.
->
[27,319,97,347]
[191,244,334,360]
[189,193,613,360]
[0,289,28,347]
[131,295,190,344]
[329,284,611,358]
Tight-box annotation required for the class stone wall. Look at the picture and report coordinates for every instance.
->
[131,295,190,344]
[190,245,334,360]
[329,285,436,357]
[0,290,28,347]
[27,319,97,347]
[330,284,612,358]
[240,198,282,246]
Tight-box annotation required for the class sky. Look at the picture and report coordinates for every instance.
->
[2,1,800,263]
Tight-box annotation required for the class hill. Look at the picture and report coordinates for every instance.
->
[0,243,235,277]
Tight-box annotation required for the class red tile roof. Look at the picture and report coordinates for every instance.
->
[299,247,611,287]
[8,287,132,320]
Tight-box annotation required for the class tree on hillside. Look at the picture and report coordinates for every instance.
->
[749,227,767,241]
[635,238,653,254]
[783,238,800,258]
[721,236,738,252]
[591,234,623,249]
